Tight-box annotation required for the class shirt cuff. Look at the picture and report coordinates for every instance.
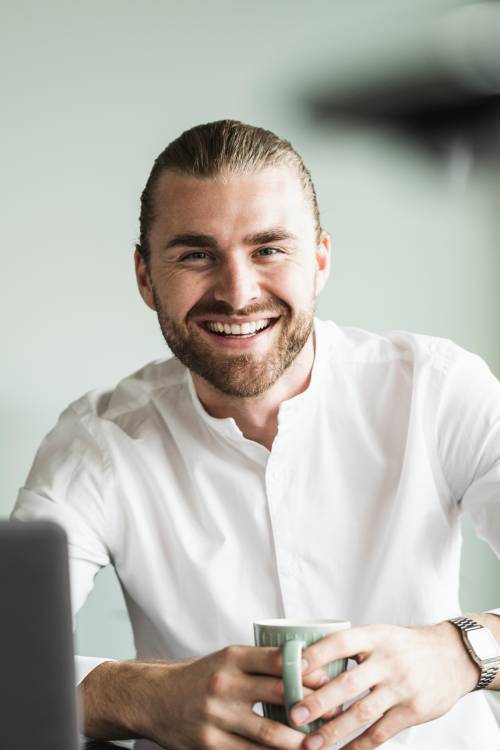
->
[485,609,500,617]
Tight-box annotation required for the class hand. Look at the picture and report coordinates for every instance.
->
[288,622,479,749]
[139,645,332,750]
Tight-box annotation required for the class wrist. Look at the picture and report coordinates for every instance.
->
[446,614,500,693]
[458,613,500,691]
[435,620,479,695]
[80,659,167,740]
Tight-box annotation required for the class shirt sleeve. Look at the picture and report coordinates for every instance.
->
[435,343,500,558]
[10,402,116,685]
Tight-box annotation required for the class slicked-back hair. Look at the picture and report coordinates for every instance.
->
[136,119,321,265]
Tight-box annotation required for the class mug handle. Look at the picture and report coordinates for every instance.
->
[282,639,306,718]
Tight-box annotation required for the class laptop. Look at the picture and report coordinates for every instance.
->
[0,519,80,749]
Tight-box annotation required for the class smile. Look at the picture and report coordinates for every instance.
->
[201,318,277,337]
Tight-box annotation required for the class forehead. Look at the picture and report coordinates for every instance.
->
[149,165,314,241]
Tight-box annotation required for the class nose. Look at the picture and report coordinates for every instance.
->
[213,255,260,311]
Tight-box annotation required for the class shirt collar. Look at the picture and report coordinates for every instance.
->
[184,317,327,443]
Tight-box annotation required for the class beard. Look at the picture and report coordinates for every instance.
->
[152,291,315,398]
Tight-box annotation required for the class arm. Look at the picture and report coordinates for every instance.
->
[14,462,308,749]
[80,647,328,749]
[11,405,116,686]
[13,404,329,748]
[287,613,499,750]
[287,346,500,749]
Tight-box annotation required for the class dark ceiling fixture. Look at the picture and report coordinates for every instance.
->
[307,2,500,159]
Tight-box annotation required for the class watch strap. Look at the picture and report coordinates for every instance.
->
[449,616,499,691]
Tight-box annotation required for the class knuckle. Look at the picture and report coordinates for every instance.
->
[257,720,278,745]
[354,699,376,724]
[369,723,391,744]
[409,679,422,701]
[400,673,419,698]
[273,679,285,703]
[207,669,228,697]
[332,632,348,652]
[339,669,359,694]
[197,725,216,750]
[392,662,410,687]
[407,695,426,719]
[324,725,341,744]
[220,644,239,663]
[270,649,283,673]
[370,624,388,640]
[307,693,326,715]
[200,696,218,722]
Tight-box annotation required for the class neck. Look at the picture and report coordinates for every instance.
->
[191,334,315,451]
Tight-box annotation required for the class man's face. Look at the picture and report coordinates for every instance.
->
[135,165,330,397]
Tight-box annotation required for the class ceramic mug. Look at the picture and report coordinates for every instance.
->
[253,618,351,734]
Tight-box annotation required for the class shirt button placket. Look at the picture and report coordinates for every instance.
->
[265,453,290,617]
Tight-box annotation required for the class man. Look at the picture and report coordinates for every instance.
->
[12,120,500,749]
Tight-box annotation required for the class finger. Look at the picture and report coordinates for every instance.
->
[235,673,324,707]
[223,711,304,750]
[206,724,296,750]
[237,674,286,704]
[321,705,342,721]
[290,659,380,727]
[302,626,381,674]
[227,645,283,676]
[302,687,395,749]
[302,668,330,689]
[239,648,330,684]
[342,705,413,749]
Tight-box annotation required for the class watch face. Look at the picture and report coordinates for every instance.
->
[466,628,500,664]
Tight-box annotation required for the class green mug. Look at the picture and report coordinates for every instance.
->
[253,618,351,734]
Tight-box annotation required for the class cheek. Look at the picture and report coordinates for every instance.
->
[155,272,208,317]
[272,266,315,302]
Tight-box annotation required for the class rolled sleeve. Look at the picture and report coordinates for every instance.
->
[11,400,116,684]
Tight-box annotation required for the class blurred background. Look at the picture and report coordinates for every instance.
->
[1,0,499,712]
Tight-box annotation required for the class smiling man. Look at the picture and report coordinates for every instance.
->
[135,160,329,449]
[12,120,500,750]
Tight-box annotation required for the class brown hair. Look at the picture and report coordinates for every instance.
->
[137,119,321,264]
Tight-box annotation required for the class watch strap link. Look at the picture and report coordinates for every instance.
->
[449,616,481,632]
[475,666,499,691]
[449,616,499,691]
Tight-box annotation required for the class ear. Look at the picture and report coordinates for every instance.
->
[314,230,331,296]
[134,247,157,311]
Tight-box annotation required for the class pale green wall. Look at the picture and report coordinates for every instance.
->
[1,0,498,684]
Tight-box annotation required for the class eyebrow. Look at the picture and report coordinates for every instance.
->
[163,227,298,251]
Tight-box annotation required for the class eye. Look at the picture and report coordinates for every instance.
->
[256,247,282,257]
[179,251,211,262]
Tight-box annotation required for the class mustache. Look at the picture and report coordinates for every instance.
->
[187,299,291,319]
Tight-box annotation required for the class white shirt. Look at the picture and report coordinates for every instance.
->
[12,319,500,749]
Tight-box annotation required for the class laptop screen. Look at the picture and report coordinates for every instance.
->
[0,520,80,750]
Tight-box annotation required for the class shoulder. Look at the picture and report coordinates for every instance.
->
[315,318,491,377]
[22,356,187,494]
[67,355,187,431]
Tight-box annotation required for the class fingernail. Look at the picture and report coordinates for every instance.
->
[305,734,324,750]
[291,705,310,725]
[301,658,309,672]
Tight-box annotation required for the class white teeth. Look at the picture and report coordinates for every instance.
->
[205,318,272,335]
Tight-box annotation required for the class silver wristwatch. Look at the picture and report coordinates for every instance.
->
[448,616,500,690]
